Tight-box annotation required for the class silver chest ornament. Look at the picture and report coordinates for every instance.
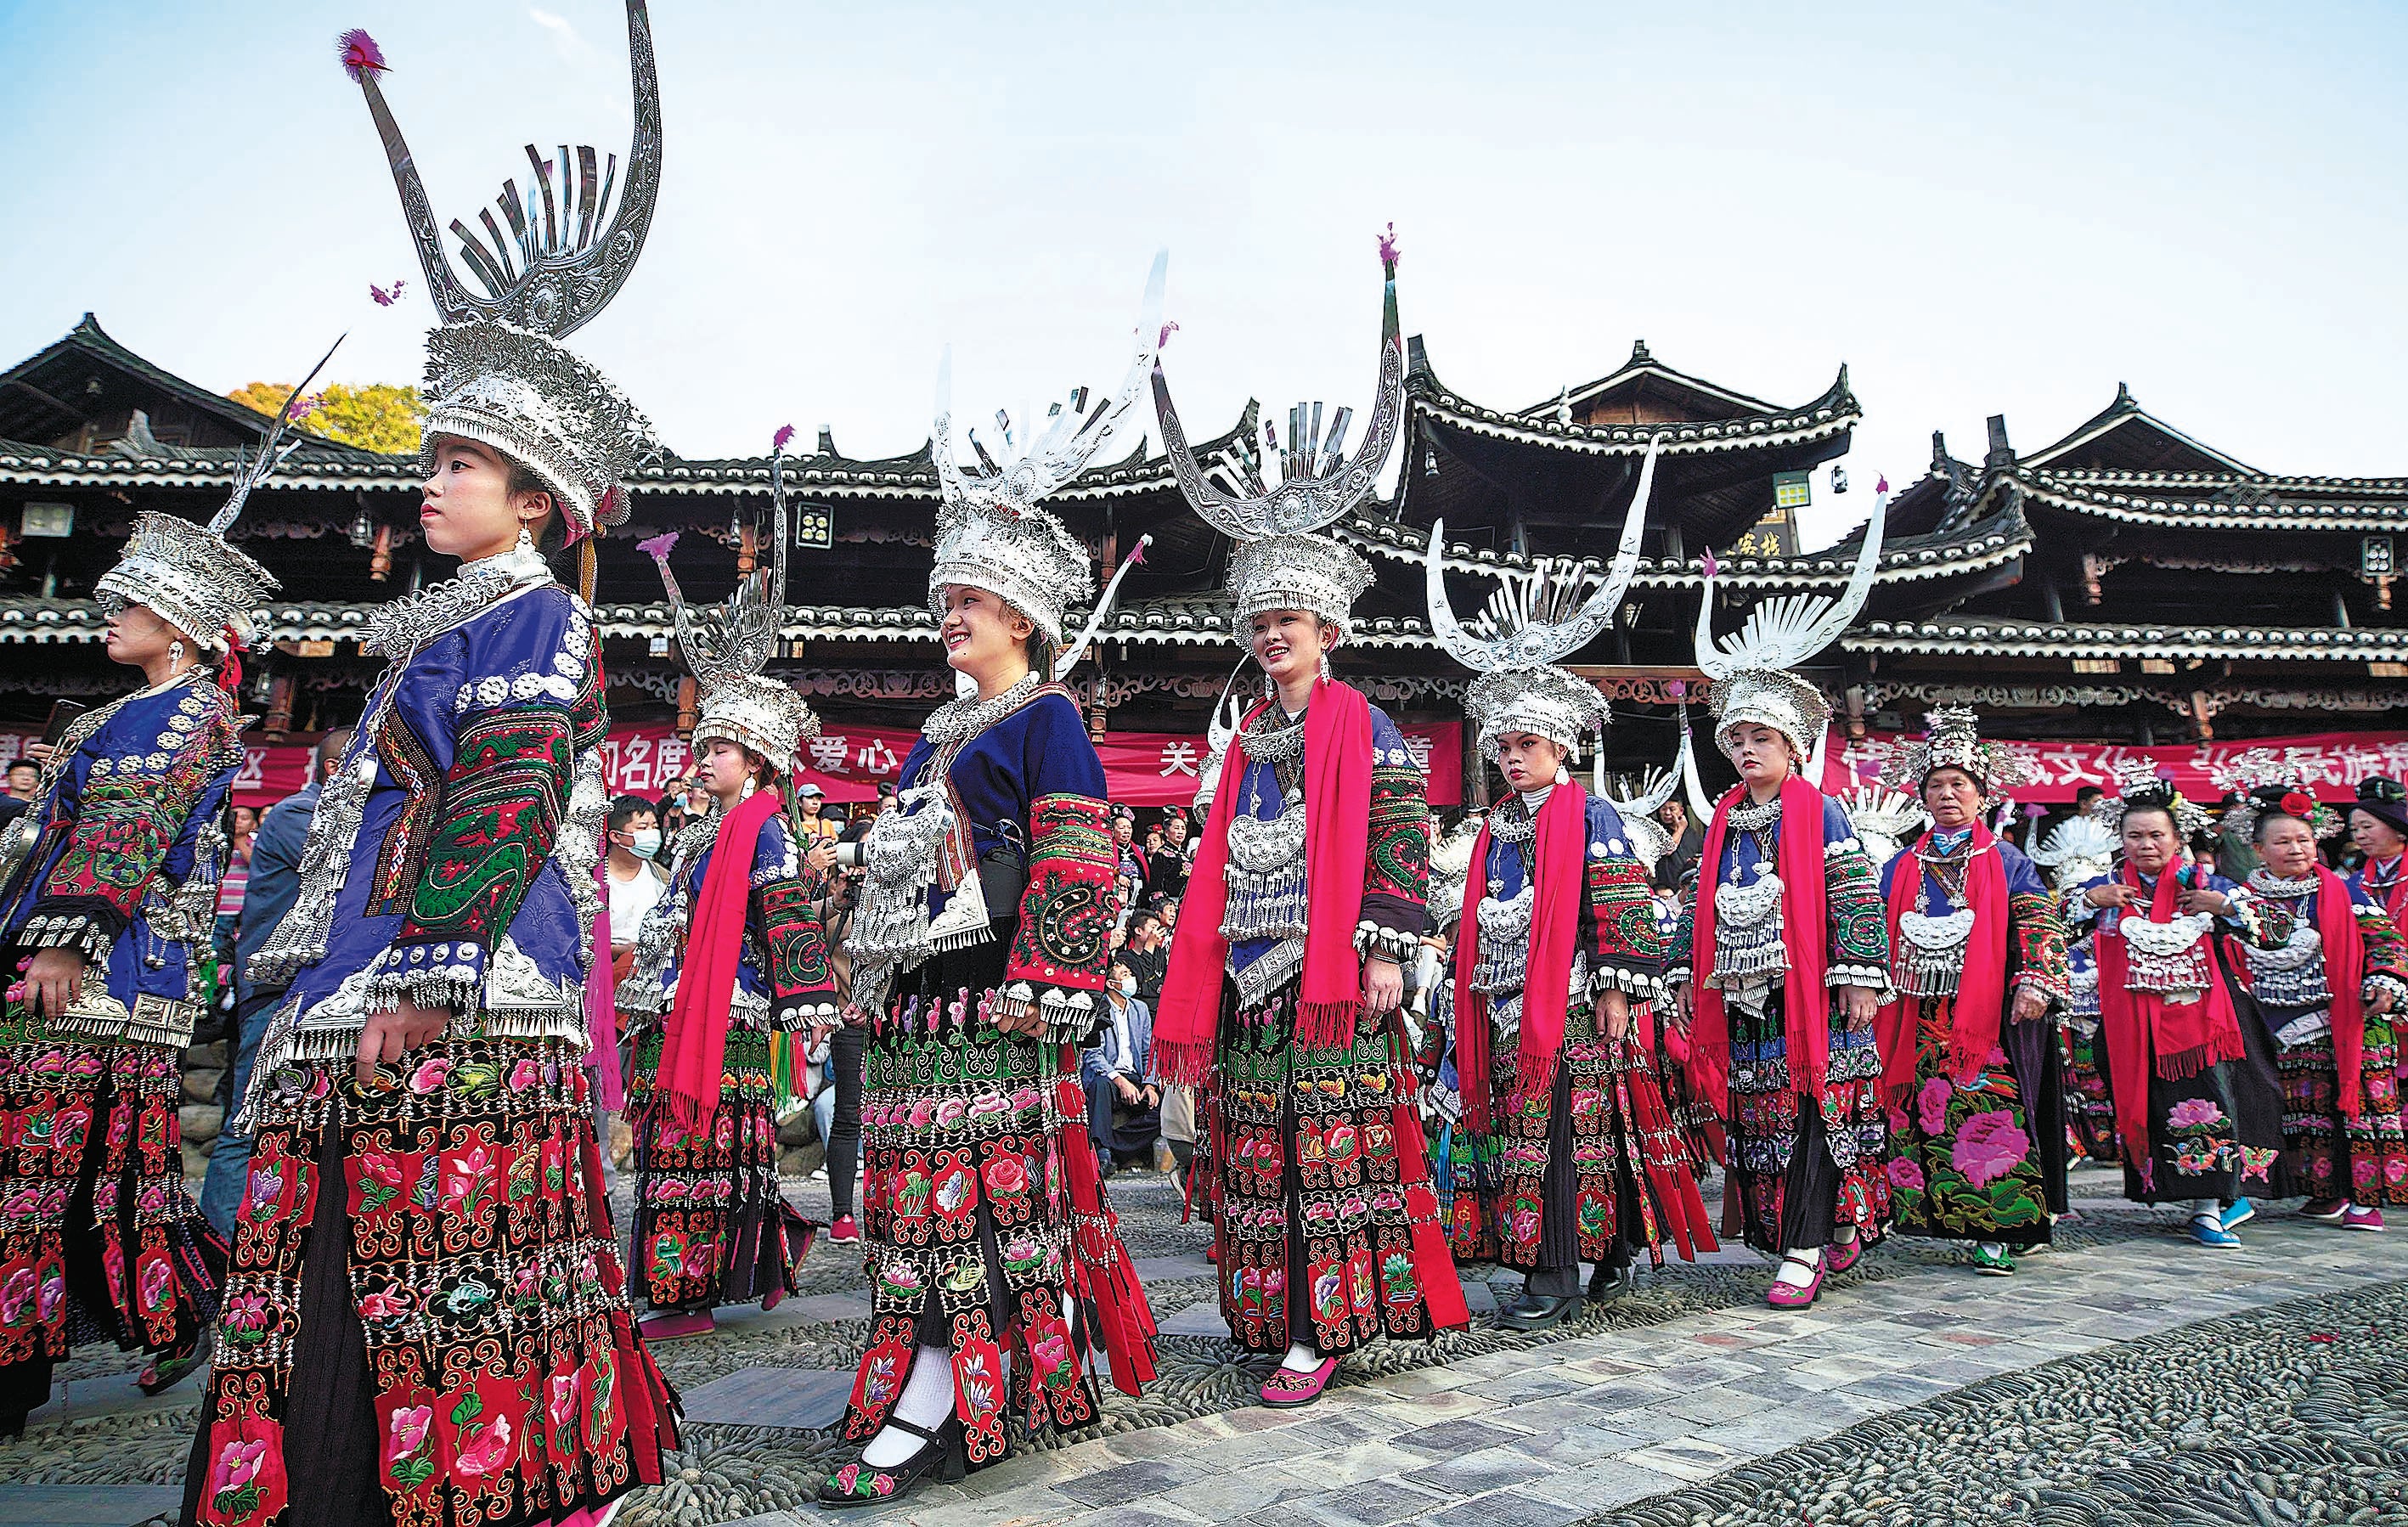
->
[1712,870,1787,983]
[2242,922,2328,1011]
[1894,908,1977,998]
[2117,911,2216,1001]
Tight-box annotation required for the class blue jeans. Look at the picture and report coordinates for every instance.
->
[198,989,282,1238]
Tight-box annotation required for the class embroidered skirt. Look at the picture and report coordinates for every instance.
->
[0,1014,222,1382]
[835,963,1155,1489]
[1464,1005,1715,1274]
[1722,983,1890,1255]
[2063,1023,2119,1164]
[2270,1006,2408,1207]
[1884,1000,2065,1242]
[183,1038,678,1527]
[625,1026,809,1311]
[2111,972,2298,1205]
[1207,979,1467,1356]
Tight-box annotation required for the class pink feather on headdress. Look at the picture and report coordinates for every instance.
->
[771,425,796,454]
[1158,321,1179,348]
[1378,222,1401,270]
[1700,548,1720,581]
[337,29,387,83]
[636,532,680,562]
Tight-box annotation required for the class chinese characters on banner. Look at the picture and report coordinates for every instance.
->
[1819,728,2408,804]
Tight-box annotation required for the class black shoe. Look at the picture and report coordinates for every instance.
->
[1495,1292,1582,1332]
[1587,1263,1635,1304]
[816,1413,967,1508]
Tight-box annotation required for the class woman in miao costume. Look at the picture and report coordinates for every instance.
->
[1669,495,1894,1310]
[2073,762,2297,1248]
[0,356,337,1431]
[185,16,679,1525]
[1420,448,1716,1332]
[618,445,836,1339]
[2225,774,2407,1230]
[1420,819,1499,1263]
[2028,812,2122,1164]
[1149,234,1469,1409]
[1870,708,2072,1276]
[2349,777,2408,1115]
[816,262,1165,1507]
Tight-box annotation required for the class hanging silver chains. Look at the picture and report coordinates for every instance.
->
[1238,706,1307,765]
[922,672,1041,747]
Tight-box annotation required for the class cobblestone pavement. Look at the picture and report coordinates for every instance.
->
[3,1164,2401,1527]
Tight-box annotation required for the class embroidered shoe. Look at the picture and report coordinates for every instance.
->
[1767,1254,1824,1308]
[816,1414,966,1509]
[2188,1214,2242,1249]
[2219,1197,2256,1230]
[828,1214,861,1244]
[639,1310,716,1341]
[1970,1243,2015,1276]
[1259,1356,1339,1408]
[2301,1200,2349,1224]
[1825,1232,1864,1274]
[2341,1204,2386,1231]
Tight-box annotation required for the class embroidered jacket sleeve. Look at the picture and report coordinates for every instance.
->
[1662,895,1696,986]
[1351,707,1430,966]
[365,589,605,1016]
[1999,844,2072,1005]
[2203,869,2290,950]
[999,695,1119,1045]
[2344,879,2408,1008]
[22,680,244,962]
[1819,795,1891,992]
[1581,797,1664,1002]
[753,816,837,1032]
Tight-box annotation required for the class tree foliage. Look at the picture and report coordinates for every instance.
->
[227,380,425,455]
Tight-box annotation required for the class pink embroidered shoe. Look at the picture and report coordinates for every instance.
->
[1767,1254,1824,1309]
[1259,1356,1339,1408]
[638,1310,715,1342]
[2342,1204,2386,1231]
[1825,1233,1864,1274]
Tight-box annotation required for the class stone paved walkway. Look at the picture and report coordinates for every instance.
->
[709,1170,2405,1527]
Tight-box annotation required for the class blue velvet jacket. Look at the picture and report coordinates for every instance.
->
[620,810,837,1033]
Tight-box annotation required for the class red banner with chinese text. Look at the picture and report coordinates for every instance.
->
[1818,728,2408,803]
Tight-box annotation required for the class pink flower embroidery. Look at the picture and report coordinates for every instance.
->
[407,1057,451,1094]
[1887,1156,1926,1192]
[549,1373,580,1431]
[1950,1111,2030,1188]
[387,1405,432,1462]
[138,1256,172,1311]
[213,1436,269,1493]
[1916,1076,1954,1137]
[2167,1097,2225,1130]
[455,1411,512,1477]
[358,1290,409,1324]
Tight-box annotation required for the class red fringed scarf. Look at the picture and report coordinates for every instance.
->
[2314,868,2369,1120]
[1153,678,1373,1085]
[1874,824,2010,1101]
[2094,862,2245,1167]
[1689,775,1831,1101]
[1452,779,1587,1134]
[657,786,781,1128]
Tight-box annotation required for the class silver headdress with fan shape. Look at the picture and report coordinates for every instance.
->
[342,6,661,538]
[1696,482,1888,761]
[1427,436,1661,758]
[2097,757,2210,838]
[1839,786,1932,866]
[928,253,1167,651]
[1878,705,2028,810]
[2030,812,2118,892]
[1602,734,1688,868]
[2218,757,2346,842]
[639,433,818,771]
[95,340,341,653]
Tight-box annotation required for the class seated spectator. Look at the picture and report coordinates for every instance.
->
[1080,960,1159,1176]
[1122,906,1170,1005]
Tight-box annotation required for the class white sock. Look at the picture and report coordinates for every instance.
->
[2188,1198,2219,1221]
[1977,1241,2005,1259]
[861,1344,957,1468]
[1281,1340,1320,1371]
[1774,1247,1823,1288]
[1833,1223,1859,1246]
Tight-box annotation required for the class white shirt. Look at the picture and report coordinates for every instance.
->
[607,861,667,944]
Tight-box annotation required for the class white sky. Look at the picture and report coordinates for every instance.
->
[3,0,2402,549]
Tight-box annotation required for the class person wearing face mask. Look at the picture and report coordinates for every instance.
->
[2230,775,2405,1232]
[817,270,1161,1507]
[2076,763,2298,1248]
[1083,962,1159,1178]
[1869,710,2071,1278]
[606,795,670,983]
[1149,235,1468,1411]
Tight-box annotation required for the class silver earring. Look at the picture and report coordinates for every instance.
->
[1262,670,1277,702]
[515,525,536,555]
[1317,652,1332,682]
[1554,764,1571,786]
[167,640,186,673]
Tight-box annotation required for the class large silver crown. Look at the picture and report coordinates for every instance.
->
[1878,705,2027,809]
[2098,757,2210,837]
[2031,813,2118,891]
[94,339,338,651]
[1227,533,1373,635]
[1839,785,1931,865]
[1155,233,1405,543]
[693,673,820,774]
[928,253,1166,647]
[342,4,663,537]
[1699,482,1887,759]
[1428,435,1661,758]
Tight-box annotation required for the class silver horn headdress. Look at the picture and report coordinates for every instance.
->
[1878,704,2027,812]
[341,9,661,539]
[637,427,818,771]
[1159,230,1405,639]
[928,251,1167,652]
[1427,435,1661,759]
[2030,812,2118,893]
[1695,478,1888,761]
[97,339,340,654]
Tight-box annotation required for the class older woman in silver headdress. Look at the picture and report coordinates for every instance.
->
[183,18,678,1526]
[0,357,331,1433]
[1869,708,2071,1277]
[1150,236,1468,1411]
[816,264,1161,1508]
